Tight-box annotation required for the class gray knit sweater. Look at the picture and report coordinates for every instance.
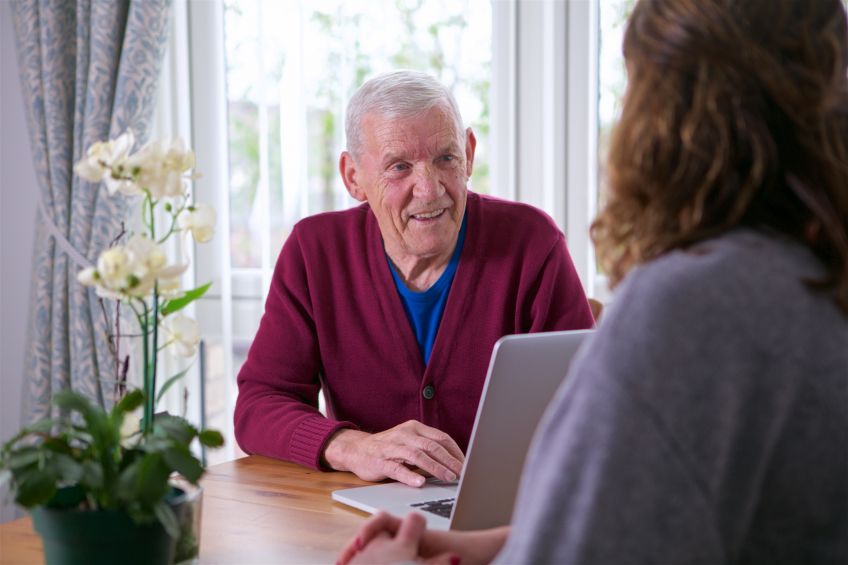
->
[497,229,848,564]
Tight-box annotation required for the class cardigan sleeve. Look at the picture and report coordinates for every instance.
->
[525,233,595,332]
[233,226,357,469]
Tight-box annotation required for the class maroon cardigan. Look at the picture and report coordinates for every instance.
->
[234,192,595,469]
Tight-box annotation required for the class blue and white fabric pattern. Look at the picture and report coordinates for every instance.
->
[12,0,172,422]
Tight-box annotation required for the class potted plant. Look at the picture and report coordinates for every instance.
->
[0,131,223,564]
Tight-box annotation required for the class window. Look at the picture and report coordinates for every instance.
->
[167,0,630,462]
[224,0,492,271]
[597,0,634,240]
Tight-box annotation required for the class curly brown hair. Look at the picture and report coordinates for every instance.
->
[591,0,848,313]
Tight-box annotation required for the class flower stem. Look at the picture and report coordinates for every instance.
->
[151,282,160,415]
[140,301,153,435]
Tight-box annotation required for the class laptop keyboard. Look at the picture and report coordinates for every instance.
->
[410,498,455,518]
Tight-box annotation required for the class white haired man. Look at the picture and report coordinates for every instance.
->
[234,70,595,486]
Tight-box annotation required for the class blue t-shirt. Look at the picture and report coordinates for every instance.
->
[388,214,468,365]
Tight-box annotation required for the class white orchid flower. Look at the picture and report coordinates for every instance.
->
[104,176,143,197]
[73,152,108,182]
[74,131,136,192]
[77,267,98,287]
[120,412,141,446]
[162,138,195,173]
[129,139,192,199]
[78,236,189,299]
[157,275,184,298]
[162,314,200,358]
[179,204,217,243]
[96,247,131,288]
[125,235,167,277]
[121,235,188,298]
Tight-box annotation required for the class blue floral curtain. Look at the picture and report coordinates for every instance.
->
[12,0,172,422]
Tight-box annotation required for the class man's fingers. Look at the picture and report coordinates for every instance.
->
[383,460,427,487]
[410,423,466,466]
[409,437,464,479]
[339,422,466,485]
[390,444,458,482]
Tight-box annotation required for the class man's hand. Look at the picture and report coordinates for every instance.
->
[322,420,465,486]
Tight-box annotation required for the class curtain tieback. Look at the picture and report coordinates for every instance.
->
[36,194,95,269]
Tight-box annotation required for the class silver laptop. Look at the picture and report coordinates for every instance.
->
[332,329,592,530]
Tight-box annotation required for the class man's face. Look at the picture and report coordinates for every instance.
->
[340,104,476,264]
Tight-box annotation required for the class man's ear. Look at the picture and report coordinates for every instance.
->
[464,127,477,178]
[339,151,366,202]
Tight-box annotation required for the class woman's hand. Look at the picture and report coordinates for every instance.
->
[338,511,509,565]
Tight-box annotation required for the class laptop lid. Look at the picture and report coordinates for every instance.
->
[331,329,592,530]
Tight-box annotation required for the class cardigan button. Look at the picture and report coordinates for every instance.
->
[422,385,435,400]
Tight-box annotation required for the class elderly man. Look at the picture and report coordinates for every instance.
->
[234,70,595,486]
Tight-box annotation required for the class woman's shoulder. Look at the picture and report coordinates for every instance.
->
[617,229,827,321]
[596,229,845,378]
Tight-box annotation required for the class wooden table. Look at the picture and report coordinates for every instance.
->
[0,456,374,564]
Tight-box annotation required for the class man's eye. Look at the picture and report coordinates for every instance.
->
[439,155,456,163]
[390,163,409,172]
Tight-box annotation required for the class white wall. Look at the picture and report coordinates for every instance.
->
[0,0,38,524]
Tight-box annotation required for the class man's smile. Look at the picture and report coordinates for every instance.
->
[410,208,447,222]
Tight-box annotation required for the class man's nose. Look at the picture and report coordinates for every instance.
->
[412,165,443,199]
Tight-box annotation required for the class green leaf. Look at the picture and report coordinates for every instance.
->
[22,418,57,435]
[198,429,224,448]
[15,469,57,507]
[6,448,42,470]
[113,389,145,416]
[52,390,96,418]
[2,418,57,451]
[153,500,180,539]
[80,460,104,491]
[161,446,204,483]
[153,415,197,445]
[53,392,113,448]
[117,454,170,505]
[160,282,212,317]
[51,453,84,483]
[156,367,191,406]
[42,436,73,455]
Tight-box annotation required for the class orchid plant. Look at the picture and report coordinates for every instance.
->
[74,130,216,433]
[0,131,223,543]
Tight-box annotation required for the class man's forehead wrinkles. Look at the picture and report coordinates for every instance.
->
[374,130,460,159]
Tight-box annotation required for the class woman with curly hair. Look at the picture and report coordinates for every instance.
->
[338,0,848,563]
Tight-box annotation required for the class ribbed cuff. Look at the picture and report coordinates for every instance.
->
[288,416,357,470]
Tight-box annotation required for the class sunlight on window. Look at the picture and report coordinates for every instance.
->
[223,0,492,270]
[597,0,633,212]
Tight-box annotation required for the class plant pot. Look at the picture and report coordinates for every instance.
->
[171,480,203,565]
[31,487,191,565]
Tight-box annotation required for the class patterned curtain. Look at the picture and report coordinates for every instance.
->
[12,0,172,422]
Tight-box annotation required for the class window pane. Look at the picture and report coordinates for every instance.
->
[223,0,492,271]
[597,0,634,211]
